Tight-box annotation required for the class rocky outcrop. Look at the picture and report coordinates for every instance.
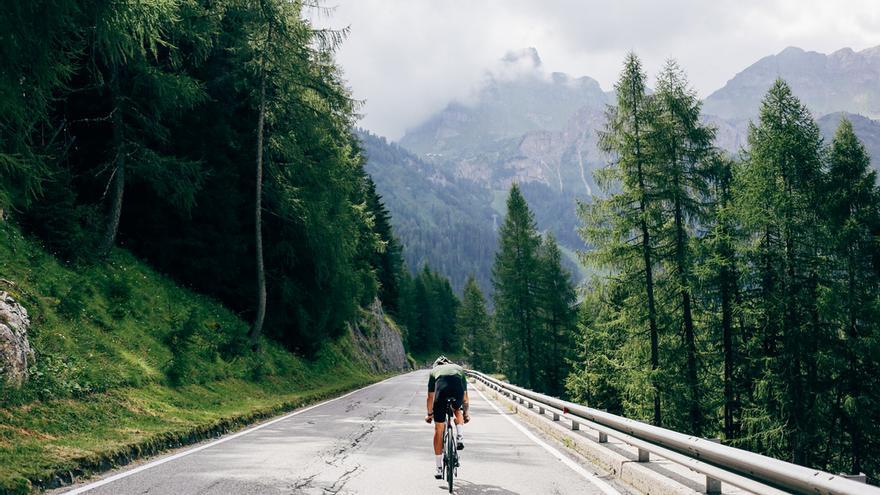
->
[0,290,34,387]
[349,299,411,373]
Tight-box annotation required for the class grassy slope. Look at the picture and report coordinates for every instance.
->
[0,225,387,494]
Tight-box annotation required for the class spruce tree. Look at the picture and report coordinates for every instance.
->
[825,118,880,475]
[363,175,403,312]
[458,276,494,371]
[536,233,577,396]
[699,154,744,440]
[735,79,825,464]
[493,184,542,387]
[566,280,625,415]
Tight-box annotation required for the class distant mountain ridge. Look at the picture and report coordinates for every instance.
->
[704,45,880,121]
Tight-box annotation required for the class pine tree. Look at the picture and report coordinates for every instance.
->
[581,52,663,425]
[493,184,542,387]
[536,233,577,396]
[645,60,715,435]
[458,276,494,371]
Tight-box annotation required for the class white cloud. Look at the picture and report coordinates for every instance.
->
[314,0,880,139]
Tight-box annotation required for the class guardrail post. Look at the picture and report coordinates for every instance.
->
[597,409,607,443]
[706,438,721,494]
[570,420,580,431]
[552,412,560,421]
[637,448,649,462]
[538,406,545,414]
[527,401,533,409]
[840,473,867,483]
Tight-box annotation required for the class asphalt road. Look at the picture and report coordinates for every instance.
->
[56,371,630,495]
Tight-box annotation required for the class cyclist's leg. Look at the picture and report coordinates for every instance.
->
[446,380,466,449]
[433,382,450,477]
[433,421,445,454]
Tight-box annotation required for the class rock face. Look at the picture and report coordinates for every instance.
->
[0,291,34,387]
[349,299,411,373]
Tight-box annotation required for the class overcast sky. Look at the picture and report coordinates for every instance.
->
[314,0,880,140]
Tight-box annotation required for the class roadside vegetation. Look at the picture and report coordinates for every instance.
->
[0,225,386,494]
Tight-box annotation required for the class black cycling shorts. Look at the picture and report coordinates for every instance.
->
[433,376,464,423]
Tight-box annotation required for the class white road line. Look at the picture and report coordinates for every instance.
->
[61,374,403,494]
[473,384,622,495]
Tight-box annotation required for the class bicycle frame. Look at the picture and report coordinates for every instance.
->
[442,399,459,493]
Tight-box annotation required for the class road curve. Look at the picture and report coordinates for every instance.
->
[54,371,629,495]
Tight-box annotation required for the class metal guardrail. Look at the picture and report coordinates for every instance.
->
[467,370,878,495]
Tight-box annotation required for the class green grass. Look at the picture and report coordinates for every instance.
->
[0,224,389,494]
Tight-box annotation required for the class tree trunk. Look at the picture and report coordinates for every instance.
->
[720,262,735,438]
[845,247,863,474]
[249,31,270,348]
[99,78,125,258]
[674,196,702,436]
[630,79,661,427]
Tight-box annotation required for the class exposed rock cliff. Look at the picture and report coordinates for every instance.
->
[349,299,411,373]
[0,290,33,387]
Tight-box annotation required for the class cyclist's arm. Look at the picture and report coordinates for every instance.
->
[426,373,436,420]
[461,371,469,415]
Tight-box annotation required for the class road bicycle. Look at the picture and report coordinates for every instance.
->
[441,397,460,493]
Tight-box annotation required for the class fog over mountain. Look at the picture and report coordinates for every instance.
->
[401,48,610,159]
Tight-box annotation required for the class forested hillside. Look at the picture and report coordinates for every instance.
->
[0,0,465,356]
[357,130,496,293]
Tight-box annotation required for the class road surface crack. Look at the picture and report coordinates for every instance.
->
[322,464,361,494]
[291,473,317,491]
[321,409,383,468]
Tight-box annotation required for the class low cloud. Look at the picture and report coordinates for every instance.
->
[316,0,880,139]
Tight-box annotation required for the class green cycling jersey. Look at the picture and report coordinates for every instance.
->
[428,363,467,392]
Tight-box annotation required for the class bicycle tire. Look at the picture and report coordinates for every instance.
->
[446,423,454,492]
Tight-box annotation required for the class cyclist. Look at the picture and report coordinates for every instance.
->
[424,356,470,479]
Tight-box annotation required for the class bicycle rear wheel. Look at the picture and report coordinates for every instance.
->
[445,423,455,492]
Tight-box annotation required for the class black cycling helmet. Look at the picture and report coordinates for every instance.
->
[433,355,451,367]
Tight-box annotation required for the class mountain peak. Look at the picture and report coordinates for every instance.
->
[778,46,806,57]
[501,47,542,68]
